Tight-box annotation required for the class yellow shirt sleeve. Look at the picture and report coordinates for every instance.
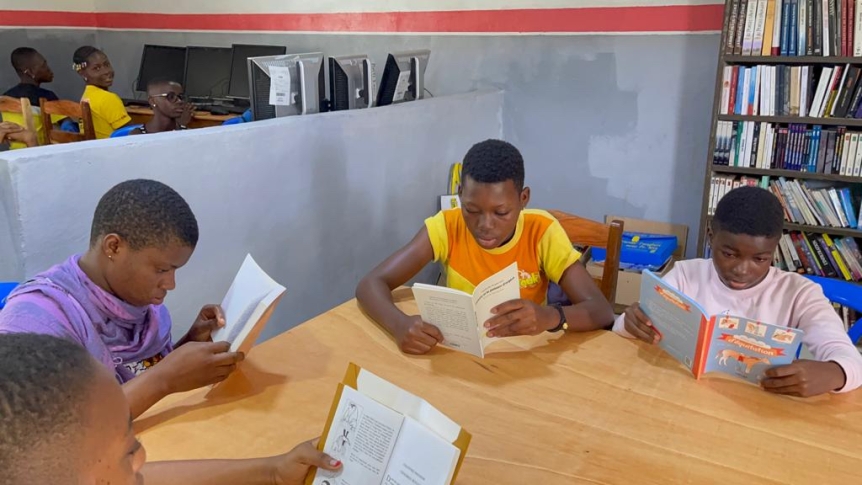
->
[97,91,132,129]
[538,219,582,284]
[424,211,449,263]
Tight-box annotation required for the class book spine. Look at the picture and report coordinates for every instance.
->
[855,0,862,55]
[814,0,824,54]
[755,0,769,53]
[774,0,786,54]
[791,0,799,55]
[737,0,751,54]
[824,0,833,55]
[829,0,839,55]
[744,0,760,54]
[807,0,816,54]
[728,0,742,54]
[782,0,793,54]
[799,0,809,54]
[763,0,778,55]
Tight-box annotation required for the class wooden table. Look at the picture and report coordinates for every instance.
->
[137,293,862,484]
[126,106,234,129]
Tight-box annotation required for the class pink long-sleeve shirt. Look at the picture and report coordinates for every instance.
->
[612,259,862,393]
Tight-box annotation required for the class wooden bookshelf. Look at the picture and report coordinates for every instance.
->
[699,0,862,286]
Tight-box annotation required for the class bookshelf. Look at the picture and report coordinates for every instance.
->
[698,0,862,293]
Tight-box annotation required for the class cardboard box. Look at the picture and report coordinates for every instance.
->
[586,215,689,309]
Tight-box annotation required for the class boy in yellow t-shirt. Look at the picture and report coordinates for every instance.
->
[73,46,132,139]
[356,139,614,354]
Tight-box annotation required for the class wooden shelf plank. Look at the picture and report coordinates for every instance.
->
[710,165,862,183]
[705,215,862,237]
[717,114,862,127]
[724,55,862,65]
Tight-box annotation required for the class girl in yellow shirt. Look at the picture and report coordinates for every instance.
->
[73,46,133,139]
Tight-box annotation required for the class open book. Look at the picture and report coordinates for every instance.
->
[307,363,471,485]
[639,270,804,384]
[210,254,286,354]
[411,262,520,358]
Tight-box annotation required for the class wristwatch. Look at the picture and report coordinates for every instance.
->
[548,303,568,332]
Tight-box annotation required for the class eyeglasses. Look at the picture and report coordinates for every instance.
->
[151,92,185,103]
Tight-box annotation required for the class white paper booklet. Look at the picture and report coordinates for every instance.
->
[211,254,286,353]
[308,363,470,485]
[411,262,520,358]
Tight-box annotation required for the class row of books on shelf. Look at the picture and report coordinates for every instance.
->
[708,174,861,228]
[719,64,862,118]
[775,231,862,280]
[714,120,862,174]
[725,0,862,57]
[833,302,860,332]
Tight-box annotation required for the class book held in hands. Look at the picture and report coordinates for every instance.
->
[308,363,471,485]
[639,270,804,384]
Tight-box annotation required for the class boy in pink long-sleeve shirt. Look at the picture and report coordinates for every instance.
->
[614,186,862,397]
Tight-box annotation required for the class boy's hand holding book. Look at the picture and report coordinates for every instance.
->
[483,299,559,338]
[395,315,444,354]
[623,302,661,344]
[761,360,847,397]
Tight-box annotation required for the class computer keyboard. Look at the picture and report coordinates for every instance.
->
[122,98,149,107]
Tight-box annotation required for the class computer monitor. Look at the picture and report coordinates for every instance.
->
[328,55,375,111]
[135,45,187,92]
[183,46,234,99]
[228,44,287,99]
[376,50,431,107]
[247,52,326,121]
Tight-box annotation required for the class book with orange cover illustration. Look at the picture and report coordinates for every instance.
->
[639,270,803,384]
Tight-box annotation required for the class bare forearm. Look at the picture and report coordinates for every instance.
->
[123,367,171,419]
[356,276,409,336]
[141,458,275,485]
[563,299,615,332]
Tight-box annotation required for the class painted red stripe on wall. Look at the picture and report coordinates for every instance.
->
[0,5,724,33]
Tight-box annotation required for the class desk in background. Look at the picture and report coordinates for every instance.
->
[136,294,862,484]
[126,106,234,129]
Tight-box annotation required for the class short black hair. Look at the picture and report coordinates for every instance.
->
[72,45,102,66]
[90,179,199,250]
[461,139,525,191]
[147,78,181,91]
[10,47,39,74]
[0,333,97,482]
[713,186,784,238]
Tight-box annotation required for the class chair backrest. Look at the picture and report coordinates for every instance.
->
[39,98,95,144]
[0,282,18,310]
[0,96,36,134]
[548,210,624,304]
[110,124,143,138]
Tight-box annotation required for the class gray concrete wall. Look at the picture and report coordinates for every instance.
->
[0,89,504,340]
[95,31,719,254]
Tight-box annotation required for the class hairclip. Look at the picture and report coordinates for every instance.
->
[72,62,88,72]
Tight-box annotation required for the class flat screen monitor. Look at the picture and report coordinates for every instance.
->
[228,44,287,98]
[328,54,375,111]
[248,52,326,121]
[376,49,430,107]
[135,45,187,92]
[183,46,233,99]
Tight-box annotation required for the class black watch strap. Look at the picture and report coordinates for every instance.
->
[549,303,568,332]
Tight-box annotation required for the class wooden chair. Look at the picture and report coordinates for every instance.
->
[0,95,37,134]
[548,210,624,304]
[39,98,95,144]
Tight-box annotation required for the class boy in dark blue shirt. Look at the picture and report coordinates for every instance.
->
[3,47,59,106]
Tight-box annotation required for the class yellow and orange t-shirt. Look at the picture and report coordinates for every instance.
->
[425,208,581,304]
